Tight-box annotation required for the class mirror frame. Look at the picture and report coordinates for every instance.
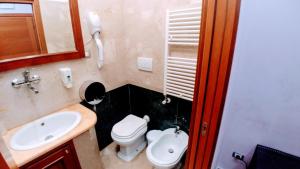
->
[0,0,85,72]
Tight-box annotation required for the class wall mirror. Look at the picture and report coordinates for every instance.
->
[0,0,84,72]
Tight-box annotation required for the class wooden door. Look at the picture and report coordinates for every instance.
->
[0,0,47,61]
[185,0,241,168]
[0,14,41,60]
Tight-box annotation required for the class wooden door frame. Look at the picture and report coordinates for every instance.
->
[185,0,241,169]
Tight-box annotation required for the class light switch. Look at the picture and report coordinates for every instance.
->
[137,57,153,72]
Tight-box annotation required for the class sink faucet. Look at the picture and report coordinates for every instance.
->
[12,69,41,94]
[174,126,181,134]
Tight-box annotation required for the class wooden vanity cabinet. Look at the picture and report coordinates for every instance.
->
[20,141,81,169]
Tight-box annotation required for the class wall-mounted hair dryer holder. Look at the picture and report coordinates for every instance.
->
[87,12,104,69]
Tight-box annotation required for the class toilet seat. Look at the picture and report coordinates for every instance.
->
[112,114,147,139]
[112,127,147,145]
[111,114,149,162]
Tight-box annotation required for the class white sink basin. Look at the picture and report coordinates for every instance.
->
[10,111,81,151]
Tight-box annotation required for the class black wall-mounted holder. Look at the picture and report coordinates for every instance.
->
[79,81,106,111]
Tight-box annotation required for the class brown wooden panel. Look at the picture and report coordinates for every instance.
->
[21,141,81,169]
[25,145,74,169]
[0,153,10,169]
[0,15,41,60]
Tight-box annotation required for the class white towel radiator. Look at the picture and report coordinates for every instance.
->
[163,7,201,101]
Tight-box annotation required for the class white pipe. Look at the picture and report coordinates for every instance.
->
[169,12,201,18]
[167,76,195,85]
[166,91,193,101]
[169,7,201,13]
[93,32,104,69]
[168,70,196,77]
[170,17,201,22]
[168,42,199,46]
[167,77,195,85]
[167,88,194,96]
[169,26,200,30]
[169,21,200,26]
[169,30,200,34]
[168,57,197,61]
[167,79,195,88]
[168,61,196,70]
[167,67,196,73]
[166,85,194,94]
[170,34,199,38]
[168,74,195,81]
[169,38,199,42]
[163,10,169,96]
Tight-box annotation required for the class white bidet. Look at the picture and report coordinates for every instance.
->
[146,128,189,169]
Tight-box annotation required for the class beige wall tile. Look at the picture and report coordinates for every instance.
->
[73,128,103,169]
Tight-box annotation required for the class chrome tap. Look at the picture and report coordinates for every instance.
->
[12,69,41,94]
[174,126,181,134]
[27,83,39,94]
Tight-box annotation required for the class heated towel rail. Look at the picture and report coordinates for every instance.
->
[163,7,201,101]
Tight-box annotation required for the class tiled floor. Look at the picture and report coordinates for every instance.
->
[100,142,185,169]
[100,142,153,169]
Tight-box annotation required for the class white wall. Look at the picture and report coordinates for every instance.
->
[212,0,300,169]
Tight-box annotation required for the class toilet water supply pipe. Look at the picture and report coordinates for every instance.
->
[93,32,104,69]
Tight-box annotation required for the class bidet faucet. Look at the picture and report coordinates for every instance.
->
[174,126,181,134]
[12,69,41,94]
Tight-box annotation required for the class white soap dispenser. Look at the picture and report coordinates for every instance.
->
[59,68,73,88]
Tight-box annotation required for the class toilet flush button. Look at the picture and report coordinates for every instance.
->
[137,57,153,72]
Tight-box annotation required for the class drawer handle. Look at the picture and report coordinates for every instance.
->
[65,150,69,154]
[42,157,64,169]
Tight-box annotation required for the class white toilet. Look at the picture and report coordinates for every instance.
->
[111,114,149,162]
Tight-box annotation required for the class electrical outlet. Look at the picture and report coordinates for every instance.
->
[232,152,245,160]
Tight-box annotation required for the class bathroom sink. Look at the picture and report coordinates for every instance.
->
[10,111,81,151]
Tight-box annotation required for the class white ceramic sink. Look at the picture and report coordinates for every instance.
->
[10,111,81,151]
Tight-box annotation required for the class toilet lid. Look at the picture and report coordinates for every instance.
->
[112,114,147,138]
